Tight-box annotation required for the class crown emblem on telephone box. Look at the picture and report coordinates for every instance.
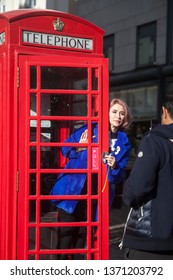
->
[53,18,64,31]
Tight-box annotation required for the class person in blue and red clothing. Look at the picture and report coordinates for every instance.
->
[50,98,132,259]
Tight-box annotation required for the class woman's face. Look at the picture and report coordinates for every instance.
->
[109,103,125,131]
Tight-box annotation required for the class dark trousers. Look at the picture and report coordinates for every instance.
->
[124,248,173,260]
[57,200,87,260]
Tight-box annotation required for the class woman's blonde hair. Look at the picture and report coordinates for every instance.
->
[109,98,133,129]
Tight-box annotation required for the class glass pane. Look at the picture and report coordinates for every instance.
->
[40,147,60,169]
[30,146,36,169]
[40,200,52,216]
[91,226,98,249]
[92,95,99,116]
[138,36,154,65]
[40,254,57,260]
[40,132,51,143]
[40,227,59,250]
[92,68,98,90]
[30,173,36,195]
[30,93,37,116]
[29,227,35,250]
[41,94,87,116]
[30,66,37,89]
[29,200,36,222]
[91,174,98,195]
[30,120,37,142]
[91,199,98,221]
[137,22,156,66]
[41,66,88,89]
[28,255,35,260]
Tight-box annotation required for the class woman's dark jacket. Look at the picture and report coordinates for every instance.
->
[51,123,131,214]
[122,124,173,251]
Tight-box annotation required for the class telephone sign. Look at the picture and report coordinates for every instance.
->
[22,30,93,50]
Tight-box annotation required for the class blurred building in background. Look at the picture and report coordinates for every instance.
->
[74,0,173,160]
[1,0,173,162]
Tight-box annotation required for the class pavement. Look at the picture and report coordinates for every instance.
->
[109,203,129,260]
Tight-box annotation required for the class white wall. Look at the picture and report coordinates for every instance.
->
[4,0,19,11]
[1,0,47,12]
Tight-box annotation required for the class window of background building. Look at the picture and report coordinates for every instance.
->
[165,77,173,94]
[136,22,156,67]
[104,34,114,72]
[24,0,36,8]
[110,84,158,120]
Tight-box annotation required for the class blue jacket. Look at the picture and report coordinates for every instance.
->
[51,124,131,214]
[108,130,131,184]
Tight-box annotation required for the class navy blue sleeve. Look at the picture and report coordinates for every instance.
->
[123,134,160,207]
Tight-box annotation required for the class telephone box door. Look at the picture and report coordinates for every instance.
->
[17,55,109,260]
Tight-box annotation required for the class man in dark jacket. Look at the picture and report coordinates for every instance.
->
[121,94,173,259]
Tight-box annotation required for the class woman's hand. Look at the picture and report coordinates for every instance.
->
[76,129,88,152]
[105,154,116,169]
[79,129,88,143]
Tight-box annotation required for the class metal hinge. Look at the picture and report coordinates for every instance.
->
[16,170,19,192]
[17,67,20,88]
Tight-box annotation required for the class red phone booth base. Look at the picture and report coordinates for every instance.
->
[0,9,109,260]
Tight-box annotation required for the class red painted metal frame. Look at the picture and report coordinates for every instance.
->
[17,55,109,260]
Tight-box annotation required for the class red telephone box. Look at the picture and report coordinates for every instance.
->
[0,9,109,260]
